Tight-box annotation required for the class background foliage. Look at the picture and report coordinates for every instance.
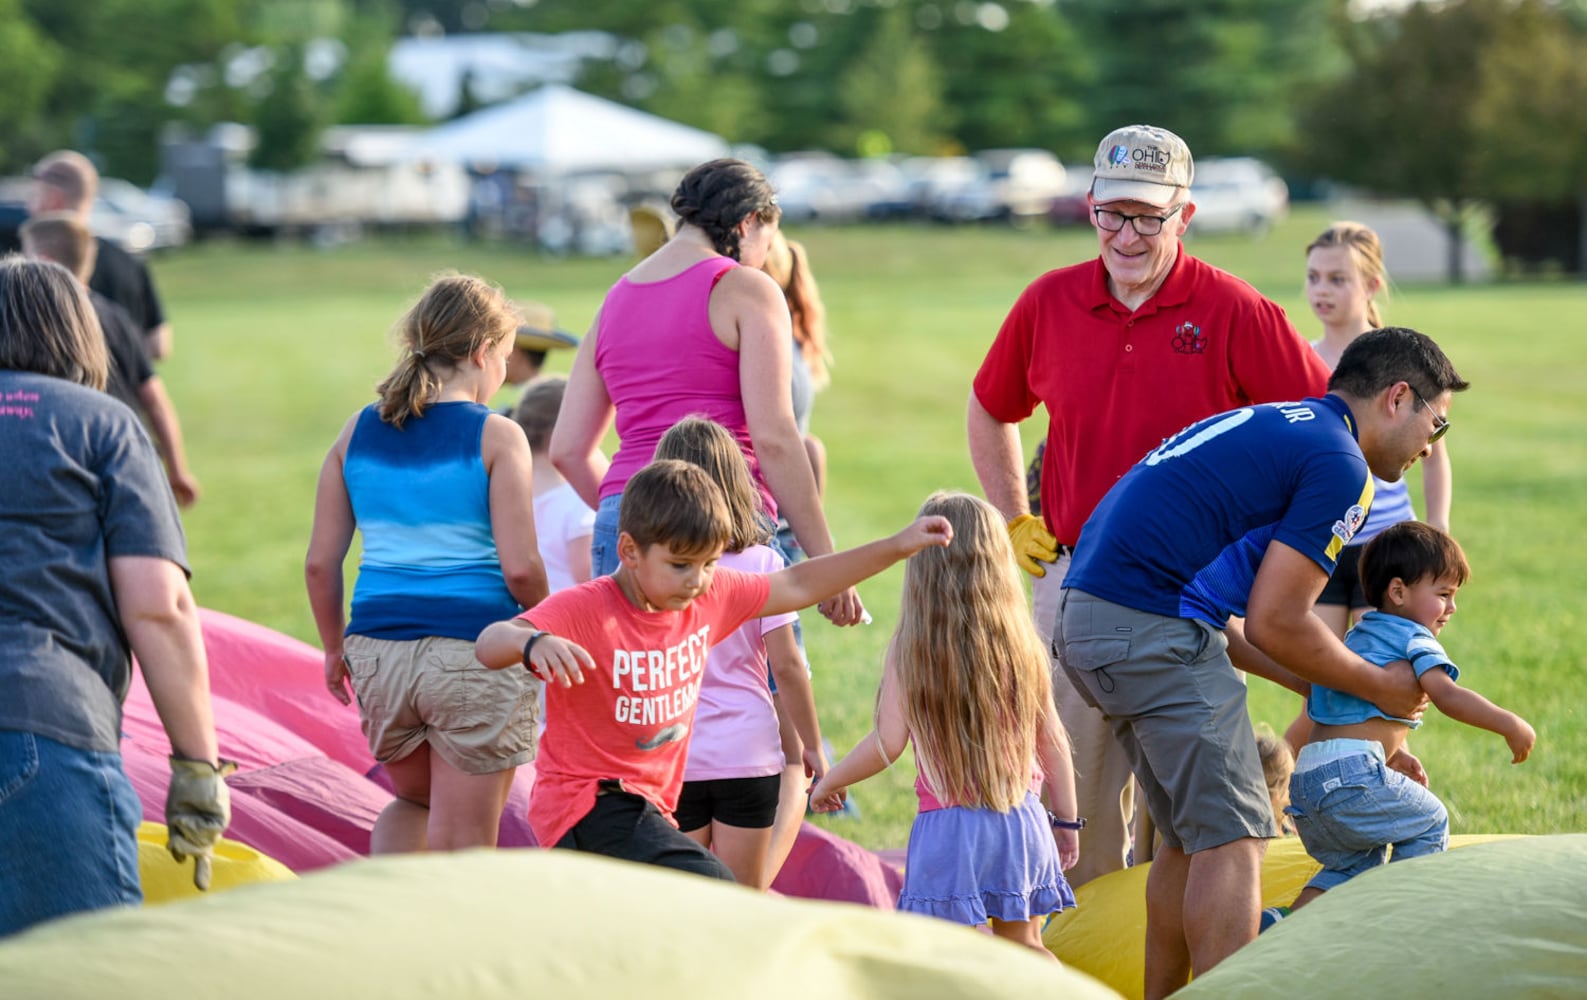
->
[4,0,1583,212]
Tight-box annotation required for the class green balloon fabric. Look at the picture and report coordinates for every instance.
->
[1178,834,1587,998]
[1045,833,1530,998]
[0,848,1125,1000]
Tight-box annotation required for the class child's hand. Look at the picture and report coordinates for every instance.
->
[527,634,595,687]
[323,652,352,706]
[803,743,831,783]
[896,515,953,555]
[1386,747,1429,787]
[818,587,867,627]
[1504,716,1536,764]
[1052,827,1080,872]
[808,774,848,814]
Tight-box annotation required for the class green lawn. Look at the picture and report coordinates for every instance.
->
[153,207,1587,850]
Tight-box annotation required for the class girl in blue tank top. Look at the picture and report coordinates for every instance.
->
[306,274,550,853]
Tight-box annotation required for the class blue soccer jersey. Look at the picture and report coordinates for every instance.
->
[1065,394,1374,625]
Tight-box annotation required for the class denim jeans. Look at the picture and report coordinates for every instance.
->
[1286,741,1448,892]
[0,731,143,936]
[590,493,623,578]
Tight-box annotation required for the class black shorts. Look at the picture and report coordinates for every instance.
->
[1318,542,1369,609]
[673,775,782,832]
[556,781,734,881]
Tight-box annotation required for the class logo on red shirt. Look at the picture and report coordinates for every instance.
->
[1171,322,1206,354]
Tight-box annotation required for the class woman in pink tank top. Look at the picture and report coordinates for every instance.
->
[552,158,865,626]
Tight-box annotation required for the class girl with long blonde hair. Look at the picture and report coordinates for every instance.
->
[810,491,1079,956]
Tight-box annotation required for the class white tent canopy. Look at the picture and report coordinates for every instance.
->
[411,84,731,174]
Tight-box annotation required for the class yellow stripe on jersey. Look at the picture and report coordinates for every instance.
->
[1325,475,1377,562]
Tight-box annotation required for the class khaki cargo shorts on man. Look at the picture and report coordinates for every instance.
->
[343,634,540,774]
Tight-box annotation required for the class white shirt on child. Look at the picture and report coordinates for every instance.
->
[534,482,597,594]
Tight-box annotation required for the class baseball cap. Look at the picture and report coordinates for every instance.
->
[514,301,579,352]
[1090,125,1193,208]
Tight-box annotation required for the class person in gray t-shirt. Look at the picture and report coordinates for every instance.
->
[0,257,229,937]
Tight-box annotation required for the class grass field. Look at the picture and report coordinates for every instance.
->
[152,206,1586,850]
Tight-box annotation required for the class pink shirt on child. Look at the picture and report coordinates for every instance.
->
[593,257,776,516]
[682,546,799,781]
[915,762,1045,812]
[522,568,771,847]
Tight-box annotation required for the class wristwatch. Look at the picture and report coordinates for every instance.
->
[1048,811,1086,831]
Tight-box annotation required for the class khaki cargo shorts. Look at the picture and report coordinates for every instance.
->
[343,634,540,775]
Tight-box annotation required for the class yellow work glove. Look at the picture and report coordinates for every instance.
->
[1007,513,1059,578]
[166,756,237,891]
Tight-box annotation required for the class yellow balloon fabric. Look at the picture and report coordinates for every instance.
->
[1044,833,1525,1000]
[137,821,296,904]
[3,848,1125,1000]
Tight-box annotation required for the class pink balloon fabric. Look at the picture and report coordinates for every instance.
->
[773,822,904,908]
[121,608,905,904]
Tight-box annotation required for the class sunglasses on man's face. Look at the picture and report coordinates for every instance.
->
[1410,388,1450,444]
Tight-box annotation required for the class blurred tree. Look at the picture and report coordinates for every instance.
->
[250,45,328,171]
[0,0,62,171]
[335,4,428,124]
[1301,0,1585,282]
[499,1,768,142]
[505,0,1088,158]
[1064,0,1340,159]
[1469,1,1587,275]
[18,0,247,181]
[1468,2,1587,202]
[833,6,945,156]
[924,1,1090,159]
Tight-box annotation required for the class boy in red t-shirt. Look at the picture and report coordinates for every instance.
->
[477,459,951,879]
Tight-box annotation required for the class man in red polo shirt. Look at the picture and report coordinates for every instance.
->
[967,124,1330,887]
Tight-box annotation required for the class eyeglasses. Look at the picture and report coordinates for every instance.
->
[1092,204,1184,236]
[1410,388,1450,443]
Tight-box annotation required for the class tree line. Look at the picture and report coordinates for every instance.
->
[2,0,1584,275]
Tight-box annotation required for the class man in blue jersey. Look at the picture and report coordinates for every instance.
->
[1055,327,1465,998]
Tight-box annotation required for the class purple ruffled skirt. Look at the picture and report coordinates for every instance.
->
[896,790,1076,926]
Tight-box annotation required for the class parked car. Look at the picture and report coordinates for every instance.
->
[931,149,1068,225]
[867,156,979,220]
[1187,157,1288,235]
[768,154,870,224]
[1047,188,1092,227]
[90,178,193,252]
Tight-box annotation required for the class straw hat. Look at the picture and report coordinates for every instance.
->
[514,300,579,352]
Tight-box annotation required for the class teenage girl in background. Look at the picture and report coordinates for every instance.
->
[1292,222,1452,751]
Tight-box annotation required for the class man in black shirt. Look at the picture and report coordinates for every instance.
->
[29,150,174,360]
[21,213,200,506]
